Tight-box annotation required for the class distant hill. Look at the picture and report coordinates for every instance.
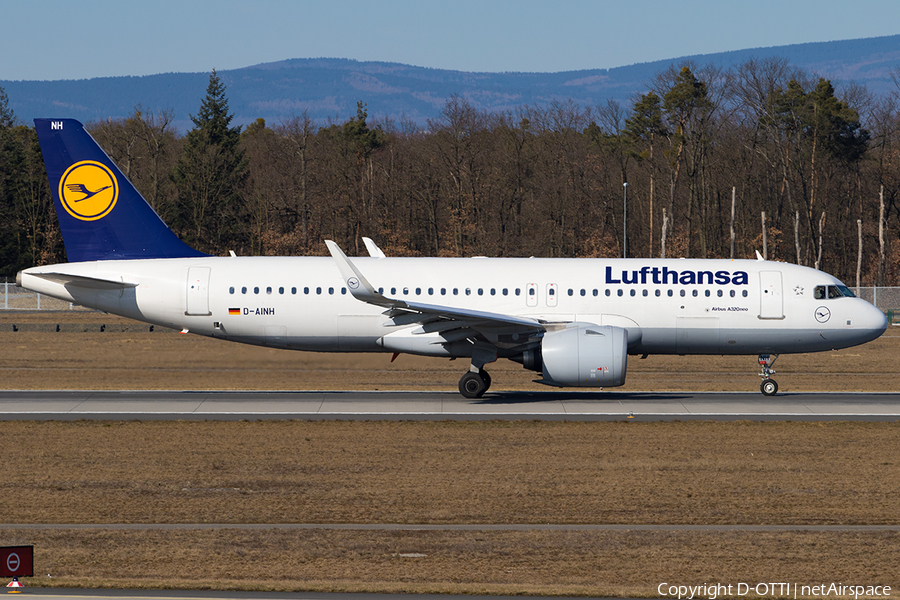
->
[3,35,899,132]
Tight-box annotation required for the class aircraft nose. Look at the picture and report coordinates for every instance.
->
[861,301,888,340]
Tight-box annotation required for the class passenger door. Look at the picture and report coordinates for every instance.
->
[759,271,784,319]
[185,267,211,316]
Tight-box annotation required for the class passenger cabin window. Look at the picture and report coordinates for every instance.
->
[229,286,235,294]
[242,287,247,294]
[254,287,260,294]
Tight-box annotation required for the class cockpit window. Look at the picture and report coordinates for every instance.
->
[814,285,856,299]
[837,285,856,298]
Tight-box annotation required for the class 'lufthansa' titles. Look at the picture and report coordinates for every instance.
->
[605,266,749,286]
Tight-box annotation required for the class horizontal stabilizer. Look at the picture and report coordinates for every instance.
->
[29,272,139,290]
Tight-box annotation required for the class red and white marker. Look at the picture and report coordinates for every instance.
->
[6,577,23,593]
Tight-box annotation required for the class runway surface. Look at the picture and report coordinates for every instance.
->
[2,389,900,421]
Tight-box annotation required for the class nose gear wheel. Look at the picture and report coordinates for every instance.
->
[757,354,779,396]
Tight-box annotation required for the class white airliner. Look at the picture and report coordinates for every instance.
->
[17,119,888,397]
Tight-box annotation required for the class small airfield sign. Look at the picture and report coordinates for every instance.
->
[1,547,33,578]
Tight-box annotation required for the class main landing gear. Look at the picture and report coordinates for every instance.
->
[758,353,779,396]
[459,368,492,399]
[458,342,497,399]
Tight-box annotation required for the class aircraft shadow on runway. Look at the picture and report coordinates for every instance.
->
[472,390,698,404]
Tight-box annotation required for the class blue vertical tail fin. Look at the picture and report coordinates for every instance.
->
[34,118,206,262]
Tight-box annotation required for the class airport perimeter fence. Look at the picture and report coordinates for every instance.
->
[4,277,900,322]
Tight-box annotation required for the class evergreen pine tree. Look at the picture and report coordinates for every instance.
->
[172,69,247,252]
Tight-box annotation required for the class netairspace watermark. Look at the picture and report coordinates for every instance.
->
[657,582,893,599]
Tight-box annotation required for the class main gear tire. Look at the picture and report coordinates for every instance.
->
[459,371,488,399]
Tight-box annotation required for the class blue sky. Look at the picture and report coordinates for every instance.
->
[2,0,898,81]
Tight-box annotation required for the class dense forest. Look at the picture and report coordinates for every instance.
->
[1,58,899,288]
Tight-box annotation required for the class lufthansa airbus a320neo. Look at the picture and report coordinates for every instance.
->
[17,119,887,397]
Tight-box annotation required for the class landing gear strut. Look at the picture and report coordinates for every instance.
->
[758,353,779,396]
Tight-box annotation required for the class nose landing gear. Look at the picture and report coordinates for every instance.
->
[758,353,779,396]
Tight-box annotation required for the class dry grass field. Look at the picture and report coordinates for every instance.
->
[1,311,899,597]
[2,311,900,392]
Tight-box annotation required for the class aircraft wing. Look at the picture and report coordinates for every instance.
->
[27,272,139,290]
[325,240,544,332]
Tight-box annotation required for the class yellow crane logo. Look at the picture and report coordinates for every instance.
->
[59,161,118,221]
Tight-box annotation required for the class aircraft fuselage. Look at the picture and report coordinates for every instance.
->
[19,255,886,358]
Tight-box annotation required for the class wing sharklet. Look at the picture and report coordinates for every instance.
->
[325,240,544,331]
[362,237,386,258]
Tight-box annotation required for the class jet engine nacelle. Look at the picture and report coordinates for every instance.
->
[538,323,628,387]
